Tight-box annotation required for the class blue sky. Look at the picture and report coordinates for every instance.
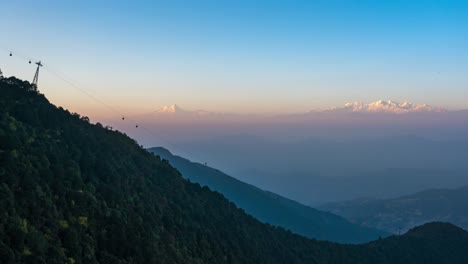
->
[1,0,467,116]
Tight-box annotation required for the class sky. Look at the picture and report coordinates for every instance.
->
[1,0,468,118]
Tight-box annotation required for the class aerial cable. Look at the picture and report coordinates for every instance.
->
[0,45,211,164]
[1,46,38,62]
[3,46,141,131]
[42,66,209,163]
[42,64,125,117]
[43,64,203,162]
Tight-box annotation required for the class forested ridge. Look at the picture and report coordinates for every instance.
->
[1,76,468,264]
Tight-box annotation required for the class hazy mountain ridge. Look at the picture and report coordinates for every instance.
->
[320,186,468,234]
[177,136,468,205]
[148,147,389,243]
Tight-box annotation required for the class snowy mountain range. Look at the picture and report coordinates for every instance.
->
[324,100,447,114]
[154,101,448,116]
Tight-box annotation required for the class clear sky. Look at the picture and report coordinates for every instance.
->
[1,0,467,117]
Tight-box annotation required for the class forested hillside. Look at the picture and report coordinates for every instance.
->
[1,76,468,264]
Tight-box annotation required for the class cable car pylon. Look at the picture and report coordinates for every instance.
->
[32,61,43,89]
[1,47,203,162]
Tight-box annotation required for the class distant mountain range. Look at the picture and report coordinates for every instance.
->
[151,100,452,116]
[320,186,468,234]
[322,100,447,114]
[148,147,389,243]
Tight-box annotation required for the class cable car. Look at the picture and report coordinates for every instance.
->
[29,60,32,64]
[122,117,125,120]
[136,125,139,128]
[9,52,12,56]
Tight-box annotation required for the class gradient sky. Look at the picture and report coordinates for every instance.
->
[1,0,468,118]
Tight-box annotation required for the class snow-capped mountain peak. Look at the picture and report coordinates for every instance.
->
[157,104,185,113]
[329,100,446,114]
[154,104,218,116]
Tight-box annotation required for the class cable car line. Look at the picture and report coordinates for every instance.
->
[1,45,211,165]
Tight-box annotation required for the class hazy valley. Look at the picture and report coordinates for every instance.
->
[321,186,468,234]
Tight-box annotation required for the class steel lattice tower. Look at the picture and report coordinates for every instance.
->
[32,61,43,89]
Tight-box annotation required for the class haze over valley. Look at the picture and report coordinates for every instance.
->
[104,100,468,205]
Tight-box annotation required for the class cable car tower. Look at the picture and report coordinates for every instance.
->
[32,61,43,89]
[0,67,3,79]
